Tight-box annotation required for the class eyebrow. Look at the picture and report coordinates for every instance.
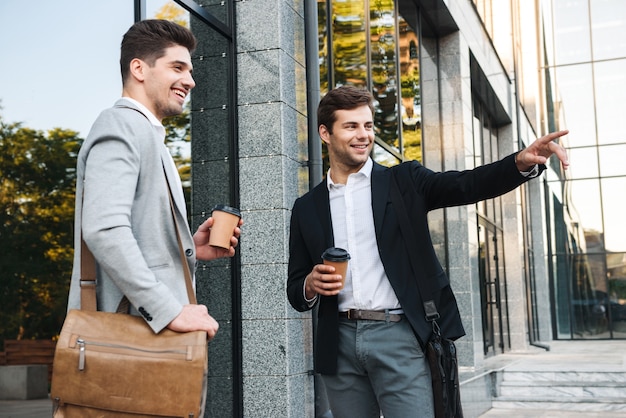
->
[341,120,373,125]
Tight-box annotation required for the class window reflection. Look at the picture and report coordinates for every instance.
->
[598,144,626,177]
[331,0,367,87]
[590,0,626,61]
[371,0,399,156]
[568,146,599,180]
[556,64,596,147]
[601,177,626,252]
[566,179,604,239]
[398,16,421,162]
[322,0,421,165]
[594,59,626,145]
[553,0,591,65]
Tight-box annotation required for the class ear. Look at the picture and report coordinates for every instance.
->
[129,58,146,82]
[319,124,331,146]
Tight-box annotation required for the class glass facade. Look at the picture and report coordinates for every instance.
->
[318,0,422,167]
[544,0,626,339]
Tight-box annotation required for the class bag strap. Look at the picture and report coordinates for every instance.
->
[79,164,196,310]
[389,169,441,332]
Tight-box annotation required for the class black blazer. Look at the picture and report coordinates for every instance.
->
[287,153,539,374]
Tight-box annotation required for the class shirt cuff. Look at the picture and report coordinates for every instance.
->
[303,283,318,307]
[519,164,539,178]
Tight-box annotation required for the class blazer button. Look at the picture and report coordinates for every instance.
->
[185,248,194,257]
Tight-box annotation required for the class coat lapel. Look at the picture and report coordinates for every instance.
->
[312,181,334,248]
[160,147,187,219]
[371,162,391,240]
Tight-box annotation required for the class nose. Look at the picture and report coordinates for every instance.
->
[356,124,369,138]
[185,72,196,90]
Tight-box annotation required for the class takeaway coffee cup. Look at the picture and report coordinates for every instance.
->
[321,247,351,289]
[209,205,241,249]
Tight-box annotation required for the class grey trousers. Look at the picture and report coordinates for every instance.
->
[321,316,434,418]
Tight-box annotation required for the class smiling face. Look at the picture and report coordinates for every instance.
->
[320,105,375,184]
[128,44,195,121]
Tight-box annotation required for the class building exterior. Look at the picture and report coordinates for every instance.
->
[1,0,624,416]
[193,0,623,415]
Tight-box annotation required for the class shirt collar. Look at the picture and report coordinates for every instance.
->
[327,157,373,189]
[119,97,163,129]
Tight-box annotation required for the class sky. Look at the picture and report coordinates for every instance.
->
[0,0,169,138]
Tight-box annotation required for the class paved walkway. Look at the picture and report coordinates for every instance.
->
[477,340,626,417]
[0,398,50,418]
[2,341,626,417]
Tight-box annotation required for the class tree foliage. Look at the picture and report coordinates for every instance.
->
[0,3,193,343]
[157,1,193,217]
[0,115,81,342]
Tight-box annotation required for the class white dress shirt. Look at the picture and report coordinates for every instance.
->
[303,155,537,309]
[328,158,401,312]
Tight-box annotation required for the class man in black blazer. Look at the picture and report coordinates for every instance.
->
[287,85,569,417]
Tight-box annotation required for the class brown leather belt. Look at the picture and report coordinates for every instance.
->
[339,309,403,322]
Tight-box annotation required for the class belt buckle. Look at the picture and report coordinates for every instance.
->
[346,309,353,320]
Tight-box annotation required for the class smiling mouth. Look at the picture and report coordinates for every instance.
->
[173,88,187,101]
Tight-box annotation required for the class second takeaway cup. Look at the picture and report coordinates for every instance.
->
[321,247,351,289]
[209,205,241,249]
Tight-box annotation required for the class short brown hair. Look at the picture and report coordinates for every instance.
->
[120,19,197,84]
[317,85,374,133]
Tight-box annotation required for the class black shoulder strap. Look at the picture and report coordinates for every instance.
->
[389,168,440,324]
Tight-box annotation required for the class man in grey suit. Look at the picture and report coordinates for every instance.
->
[67,19,241,340]
[287,86,569,417]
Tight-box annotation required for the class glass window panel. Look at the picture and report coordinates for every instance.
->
[0,0,132,138]
[372,142,400,167]
[590,0,626,61]
[566,179,604,247]
[371,0,399,154]
[147,0,187,20]
[601,177,626,252]
[555,64,597,147]
[398,14,422,162]
[571,251,609,339]
[553,0,592,65]
[193,0,229,29]
[319,0,329,93]
[599,144,626,177]
[542,1,556,66]
[568,146,599,180]
[607,252,626,337]
[594,59,626,145]
[331,0,367,87]
[552,254,573,338]
[472,99,483,169]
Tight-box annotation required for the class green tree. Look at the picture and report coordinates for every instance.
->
[156,1,193,218]
[0,115,81,343]
[163,105,192,218]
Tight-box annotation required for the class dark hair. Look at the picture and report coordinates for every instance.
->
[120,19,197,84]
[317,85,374,133]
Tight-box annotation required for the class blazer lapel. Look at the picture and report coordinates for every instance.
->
[160,147,187,219]
[312,181,334,248]
[371,162,391,240]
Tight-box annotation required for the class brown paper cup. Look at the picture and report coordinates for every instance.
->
[321,247,351,290]
[209,205,241,249]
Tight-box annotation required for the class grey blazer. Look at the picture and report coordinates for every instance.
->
[67,99,196,333]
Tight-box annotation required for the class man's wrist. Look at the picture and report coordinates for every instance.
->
[515,152,537,175]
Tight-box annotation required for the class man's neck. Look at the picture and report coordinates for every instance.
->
[329,161,367,185]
